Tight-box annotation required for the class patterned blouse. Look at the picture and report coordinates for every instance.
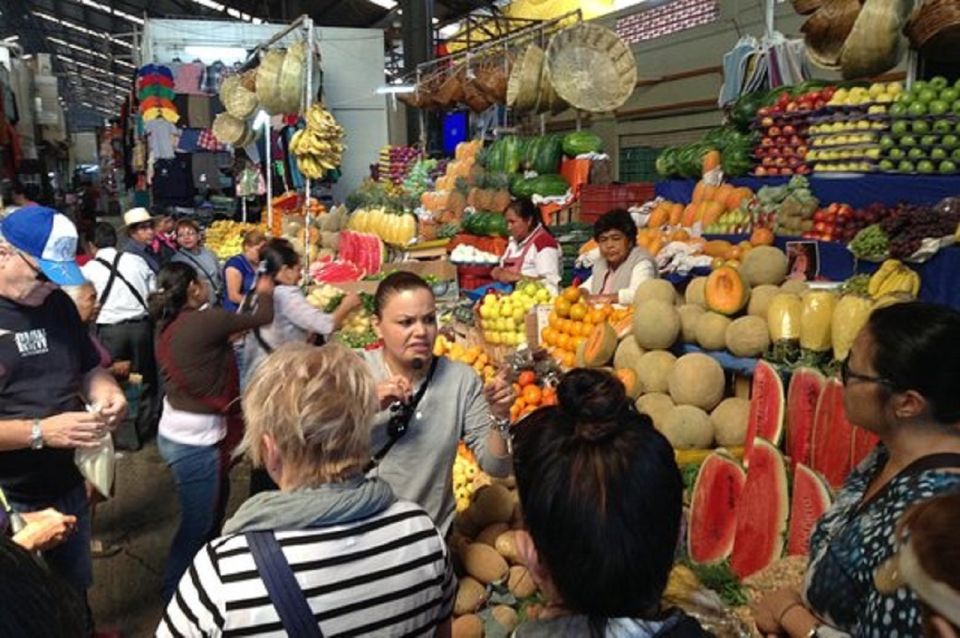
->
[804,445,960,637]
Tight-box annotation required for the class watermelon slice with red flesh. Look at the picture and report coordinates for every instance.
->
[785,367,826,469]
[743,360,785,467]
[809,378,855,489]
[338,231,384,276]
[786,463,832,556]
[730,438,789,579]
[687,450,747,564]
[850,428,880,469]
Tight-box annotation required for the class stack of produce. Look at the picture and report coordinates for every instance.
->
[539,286,630,370]
[204,220,267,260]
[478,281,553,346]
[750,175,818,236]
[376,145,422,185]
[879,77,960,175]
[806,82,898,173]
[451,444,487,513]
[753,88,830,177]
[290,104,345,180]
[701,228,775,270]
[801,203,854,242]
[849,198,960,259]
[508,368,557,422]
[479,133,590,198]
[433,337,497,383]
[346,206,418,246]
[655,126,756,179]
[303,285,379,349]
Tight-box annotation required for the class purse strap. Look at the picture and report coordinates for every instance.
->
[245,530,323,638]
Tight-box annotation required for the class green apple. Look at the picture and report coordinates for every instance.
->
[909,102,929,117]
[940,160,958,173]
[913,120,931,134]
[898,160,916,173]
[901,135,918,147]
[930,76,949,91]
[953,100,960,116]
[931,148,948,160]
[889,103,908,118]
[891,120,909,136]
[879,159,895,171]
[914,81,928,93]
[880,135,895,149]
[917,160,935,174]
[933,120,953,134]
[929,100,949,116]
[953,148,960,162]
[919,88,938,103]
[943,134,959,149]
[940,88,959,104]
[908,147,926,160]
[921,134,939,147]
[889,147,906,160]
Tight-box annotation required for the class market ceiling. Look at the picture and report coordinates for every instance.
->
[0,0,490,127]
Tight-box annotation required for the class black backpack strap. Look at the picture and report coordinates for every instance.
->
[365,356,439,473]
[95,254,149,313]
[253,328,274,355]
[245,531,323,637]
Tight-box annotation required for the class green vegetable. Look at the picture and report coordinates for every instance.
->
[682,560,749,607]
[562,131,604,156]
[840,274,871,296]
[849,224,890,260]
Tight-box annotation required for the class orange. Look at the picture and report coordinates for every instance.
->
[541,328,555,347]
[562,286,582,303]
[510,404,520,421]
[562,351,576,368]
[518,370,537,387]
[559,319,573,335]
[580,321,595,337]
[514,397,527,411]
[512,382,522,396]
[522,385,543,405]
[556,334,571,351]
[573,335,588,350]
[548,312,560,329]
[600,304,614,318]
[569,303,587,321]
[541,386,557,406]
[554,297,572,318]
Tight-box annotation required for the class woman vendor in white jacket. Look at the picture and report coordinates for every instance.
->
[580,208,657,305]
[490,199,561,295]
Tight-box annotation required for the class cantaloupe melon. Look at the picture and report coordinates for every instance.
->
[455,577,488,615]
[678,304,705,343]
[725,315,771,358]
[661,405,714,449]
[685,277,708,307]
[615,367,644,399]
[705,266,750,315]
[632,299,680,349]
[453,614,484,638]
[631,279,677,306]
[710,397,751,446]
[462,543,509,584]
[635,392,675,429]
[747,284,780,318]
[696,312,732,351]
[613,337,645,371]
[636,350,677,394]
[508,566,537,598]
[780,278,809,295]
[492,606,520,632]
[583,322,617,367]
[668,353,725,411]
[739,246,789,286]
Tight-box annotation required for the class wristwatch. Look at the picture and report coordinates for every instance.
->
[30,418,43,450]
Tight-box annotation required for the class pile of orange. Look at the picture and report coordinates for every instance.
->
[540,286,630,369]
[509,369,557,422]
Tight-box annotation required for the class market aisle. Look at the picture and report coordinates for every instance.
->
[88,442,250,635]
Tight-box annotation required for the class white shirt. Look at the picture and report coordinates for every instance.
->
[158,398,225,446]
[144,118,179,160]
[82,247,157,324]
[580,247,657,305]
[498,226,562,295]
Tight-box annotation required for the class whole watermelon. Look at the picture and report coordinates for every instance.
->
[562,131,604,156]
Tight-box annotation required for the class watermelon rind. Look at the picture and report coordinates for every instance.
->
[730,438,789,579]
[786,463,832,557]
[743,360,785,466]
[810,378,854,489]
[785,367,826,469]
[687,449,746,565]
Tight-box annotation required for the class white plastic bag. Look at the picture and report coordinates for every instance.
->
[75,434,115,499]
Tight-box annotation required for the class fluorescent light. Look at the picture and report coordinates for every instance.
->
[67,0,144,25]
[375,84,414,94]
[32,11,132,49]
[366,0,397,9]
[438,22,461,39]
[2,35,19,43]
[47,36,136,69]
[184,45,248,64]
[57,53,129,82]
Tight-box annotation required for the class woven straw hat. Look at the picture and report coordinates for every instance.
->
[545,23,637,113]
[256,49,286,115]
[212,112,248,146]
[278,40,307,114]
[220,75,258,119]
[506,45,544,113]
[536,61,567,115]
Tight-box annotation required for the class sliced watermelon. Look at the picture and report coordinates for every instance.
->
[809,378,854,489]
[687,450,746,564]
[730,438,789,579]
[743,360,785,467]
[786,463,832,556]
[785,367,826,469]
[338,230,385,276]
[850,428,879,470]
[310,259,363,284]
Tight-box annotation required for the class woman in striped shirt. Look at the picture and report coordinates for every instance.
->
[158,343,454,638]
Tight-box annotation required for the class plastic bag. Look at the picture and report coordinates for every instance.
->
[74,403,115,498]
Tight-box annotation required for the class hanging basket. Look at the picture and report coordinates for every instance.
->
[905,0,960,61]
[256,49,286,115]
[435,67,466,108]
[219,75,258,119]
[792,0,824,15]
[545,23,637,113]
[278,40,307,114]
[463,77,493,113]
[472,53,513,103]
[212,112,248,146]
[506,45,544,113]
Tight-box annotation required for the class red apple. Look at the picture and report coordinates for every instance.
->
[783,124,796,136]
[761,137,774,147]
[761,116,775,128]
[757,106,771,117]
[781,167,794,176]
[755,167,769,176]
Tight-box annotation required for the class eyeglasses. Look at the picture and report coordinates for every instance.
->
[841,359,896,389]
[17,251,48,282]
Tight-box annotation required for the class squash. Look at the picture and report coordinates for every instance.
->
[800,291,837,353]
[738,246,789,286]
[696,312,732,350]
[692,180,708,205]
[704,266,750,316]
[701,201,725,227]
[632,300,680,349]
[703,240,734,258]
[648,204,670,229]
[455,577,488,615]
[462,543,509,584]
[583,322,617,367]
[725,315,771,357]
[667,353,726,411]
[681,204,699,227]
[453,615,485,638]
[726,187,753,211]
[831,295,872,361]
[668,203,684,226]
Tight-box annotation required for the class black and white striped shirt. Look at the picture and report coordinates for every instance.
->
[157,501,455,637]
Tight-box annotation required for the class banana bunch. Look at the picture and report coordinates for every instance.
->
[868,259,920,299]
[290,103,346,180]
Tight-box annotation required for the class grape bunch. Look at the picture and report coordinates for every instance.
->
[884,203,959,259]
[849,224,889,260]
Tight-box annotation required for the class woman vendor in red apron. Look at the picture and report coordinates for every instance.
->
[491,199,561,294]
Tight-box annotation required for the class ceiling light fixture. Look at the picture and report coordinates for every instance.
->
[47,36,136,69]
[366,0,398,9]
[32,11,133,49]
[57,54,130,82]
[67,0,145,25]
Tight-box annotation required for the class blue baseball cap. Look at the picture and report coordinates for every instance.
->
[0,206,85,286]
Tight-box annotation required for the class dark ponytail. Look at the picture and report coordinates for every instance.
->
[506,198,544,230]
[149,262,198,327]
[259,238,300,280]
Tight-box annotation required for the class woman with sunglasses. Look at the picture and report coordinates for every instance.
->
[751,302,960,638]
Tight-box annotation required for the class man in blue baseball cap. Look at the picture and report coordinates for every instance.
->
[0,205,128,630]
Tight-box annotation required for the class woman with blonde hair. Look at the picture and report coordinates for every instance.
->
[158,343,454,637]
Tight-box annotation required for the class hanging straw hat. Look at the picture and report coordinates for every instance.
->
[506,44,544,113]
[472,53,512,103]
[801,0,861,70]
[219,75,258,119]
[536,60,567,115]
[905,0,960,62]
[256,49,286,115]
[212,112,248,146]
[435,66,466,109]
[545,23,637,113]
[278,40,307,114]
[240,68,258,92]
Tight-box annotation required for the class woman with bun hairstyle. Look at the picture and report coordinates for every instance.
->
[150,261,275,602]
[511,368,705,637]
[363,271,514,535]
[752,302,960,637]
[242,238,361,386]
[491,198,561,294]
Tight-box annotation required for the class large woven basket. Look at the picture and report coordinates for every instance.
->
[212,112,248,146]
[905,0,960,60]
[792,0,824,15]
[219,75,258,119]
[435,67,466,108]
[545,23,637,113]
[463,77,493,112]
[256,49,286,114]
[506,45,544,113]
[278,40,307,114]
[535,61,567,115]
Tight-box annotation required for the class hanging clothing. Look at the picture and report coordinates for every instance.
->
[200,62,227,95]
[144,119,179,160]
[187,96,212,129]
[498,225,561,294]
[172,62,205,95]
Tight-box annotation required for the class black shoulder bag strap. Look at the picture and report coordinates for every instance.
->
[364,356,439,473]
[245,531,324,637]
[177,249,221,296]
[95,254,149,313]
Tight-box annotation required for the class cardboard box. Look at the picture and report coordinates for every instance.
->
[338,260,459,300]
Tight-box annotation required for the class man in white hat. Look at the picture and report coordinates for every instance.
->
[82,221,160,451]
[0,205,127,625]
[121,206,163,273]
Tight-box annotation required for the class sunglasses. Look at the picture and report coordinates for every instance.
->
[840,358,896,389]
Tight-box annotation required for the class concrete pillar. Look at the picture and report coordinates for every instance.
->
[591,113,620,181]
